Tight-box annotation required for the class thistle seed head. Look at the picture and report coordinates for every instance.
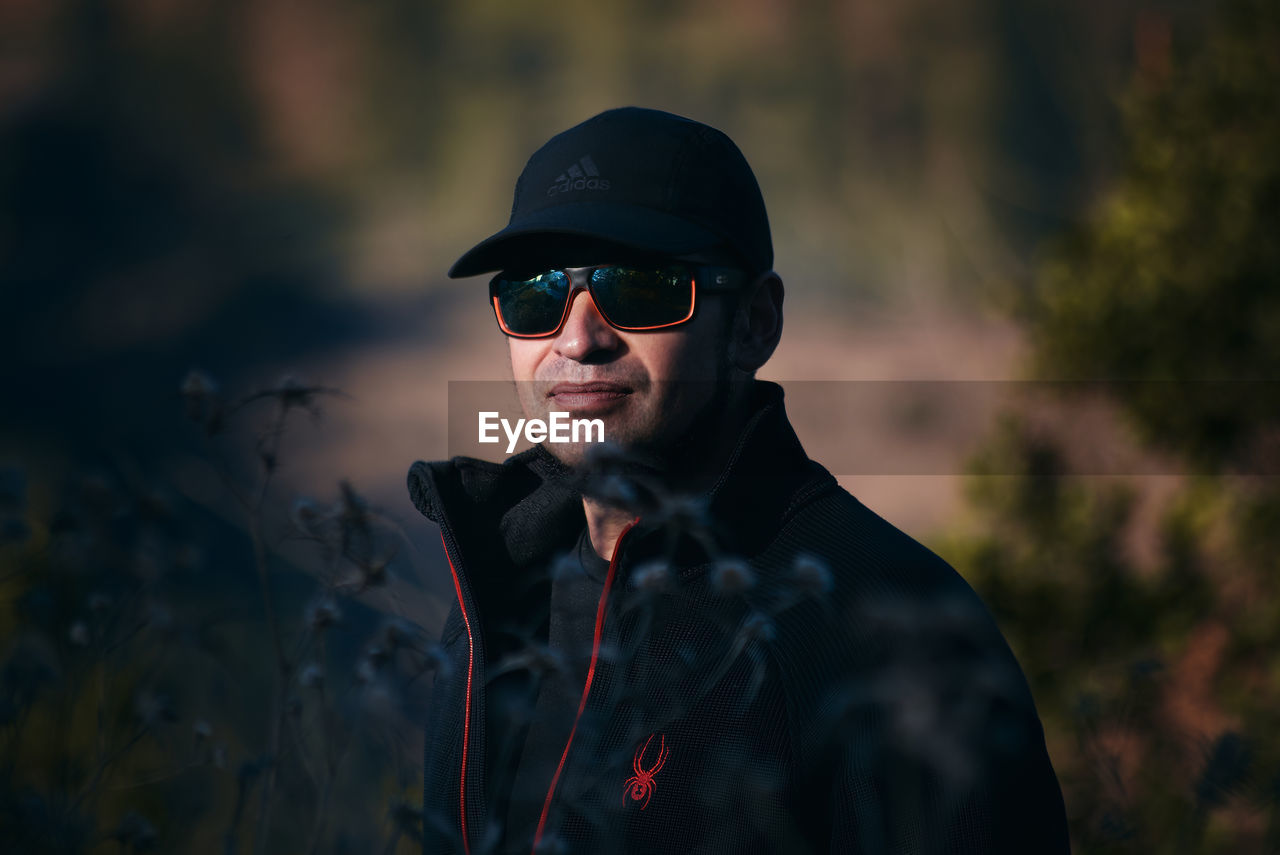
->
[791,554,833,596]
[631,561,671,593]
[711,559,755,595]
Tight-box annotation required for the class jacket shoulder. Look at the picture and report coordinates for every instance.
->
[763,484,1047,759]
[771,487,1070,853]
[775,484,993,613]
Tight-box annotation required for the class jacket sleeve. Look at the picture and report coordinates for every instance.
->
[824,658,1072,855]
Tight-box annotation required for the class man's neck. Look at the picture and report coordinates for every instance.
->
[582,499,636,563]
[581,379,756,560]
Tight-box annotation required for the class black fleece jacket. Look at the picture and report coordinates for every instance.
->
[407,380,1071,855]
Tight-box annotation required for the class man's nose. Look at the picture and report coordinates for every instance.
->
[553,288,621,360]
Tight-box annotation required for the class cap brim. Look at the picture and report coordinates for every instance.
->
[447,202,723,278]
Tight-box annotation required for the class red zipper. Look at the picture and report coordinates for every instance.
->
[531,517,641,854]
[441,531,476,855]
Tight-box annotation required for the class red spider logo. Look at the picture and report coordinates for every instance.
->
[623,733,669,810]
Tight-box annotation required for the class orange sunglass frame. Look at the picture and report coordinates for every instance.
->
[489,264,745,339]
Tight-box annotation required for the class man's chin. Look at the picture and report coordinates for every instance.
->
[523,406,654,465]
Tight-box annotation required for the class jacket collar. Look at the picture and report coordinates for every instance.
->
[407,380,835,584]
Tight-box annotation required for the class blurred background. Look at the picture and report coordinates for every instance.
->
[2,0,1278,851]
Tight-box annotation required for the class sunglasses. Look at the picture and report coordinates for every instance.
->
[489,264,748,338]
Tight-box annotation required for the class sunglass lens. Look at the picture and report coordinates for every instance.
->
[590,267,694,329]
[493,270,571,335]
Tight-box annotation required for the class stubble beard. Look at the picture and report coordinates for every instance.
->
[544,367,746,498]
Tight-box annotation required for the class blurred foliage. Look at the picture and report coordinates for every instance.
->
[940,0,1280,851]
[1016,0,1280,468]
[0,377,436,854]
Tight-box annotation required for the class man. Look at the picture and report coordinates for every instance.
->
[408,107,1070,855]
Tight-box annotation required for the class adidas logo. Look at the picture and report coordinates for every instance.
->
[547,155,611,195]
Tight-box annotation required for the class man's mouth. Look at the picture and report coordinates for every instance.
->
[547,382,633,412]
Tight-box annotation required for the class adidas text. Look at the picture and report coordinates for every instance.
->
[548,177,610,196]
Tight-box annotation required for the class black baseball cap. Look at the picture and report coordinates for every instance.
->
[447,107,772,278]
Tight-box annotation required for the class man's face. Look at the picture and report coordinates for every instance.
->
[506,259,737,468]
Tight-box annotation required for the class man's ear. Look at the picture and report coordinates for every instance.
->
[728,271,784,373]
